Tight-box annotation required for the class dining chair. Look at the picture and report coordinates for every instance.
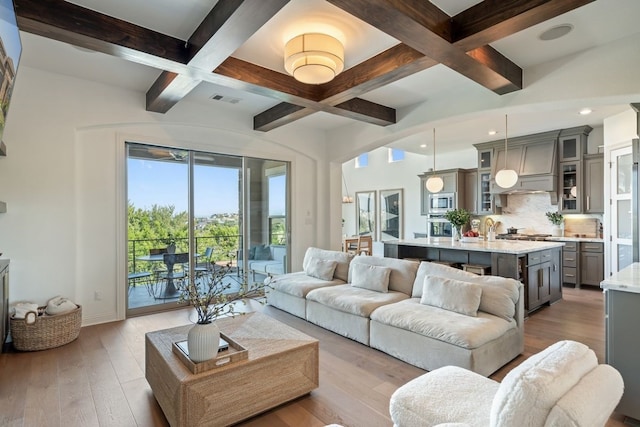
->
[357,235,373,256]
[343,236,359,254]
[184,247,214,279]
[155,252,189,299]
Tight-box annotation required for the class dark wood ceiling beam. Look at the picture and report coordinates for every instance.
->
[254,97,396,132]
[327,0,522,94]
[452,0,596,51]
[14,0,188,72]
[253,44,427,131]
[319,44,437,104]
[214,57,322,106]
[254,103,312,132]
[146,72,202,113]
[146,0,289,113]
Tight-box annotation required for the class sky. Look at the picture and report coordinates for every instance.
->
[0,0,21,67]
[128,158,286,217]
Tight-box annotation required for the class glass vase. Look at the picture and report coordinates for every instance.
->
[452,226,462,243]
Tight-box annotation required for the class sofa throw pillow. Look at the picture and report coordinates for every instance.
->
[350,263,391,293]
[420,275,482,317]
[305,257,338,281]
[253,244,272,260]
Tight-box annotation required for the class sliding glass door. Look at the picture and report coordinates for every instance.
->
[126,143,289,316]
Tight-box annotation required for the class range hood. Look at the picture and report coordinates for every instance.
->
[484,129,562,205]
[492,175,558,206]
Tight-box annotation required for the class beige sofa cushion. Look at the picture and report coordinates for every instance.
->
[306,284,408,317]
[421,275,482,317]
[349,256,419,296]
[305,257,338,281]
[412,262,520,321]
[370,299,516,349]
[490,340,598,426]
[351,263,391,293]
[269,271,345,298]
[303,247,353,282]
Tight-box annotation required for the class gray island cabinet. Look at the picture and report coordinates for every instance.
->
[384,239,564,314]
[600,263,640,421]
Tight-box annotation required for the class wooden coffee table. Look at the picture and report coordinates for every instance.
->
[145,312,319,427]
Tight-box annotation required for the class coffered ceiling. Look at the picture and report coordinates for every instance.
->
[14,0,640,153]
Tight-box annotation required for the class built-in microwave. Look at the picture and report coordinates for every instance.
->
[428,192,455,214]
[427,214,453,238]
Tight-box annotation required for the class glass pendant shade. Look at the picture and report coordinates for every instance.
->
[426,176,444,193]
[495,114,518,189]
[495,169,518,188]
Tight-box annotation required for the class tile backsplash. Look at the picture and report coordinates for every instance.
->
[479,193,602,236]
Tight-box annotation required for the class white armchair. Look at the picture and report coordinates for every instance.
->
[390,340,623,427]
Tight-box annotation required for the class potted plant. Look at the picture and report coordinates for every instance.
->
[178,263,266,362]
[444,208,471,242]
[546,211,564,237]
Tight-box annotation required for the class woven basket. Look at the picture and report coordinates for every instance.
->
[10,305,82,351]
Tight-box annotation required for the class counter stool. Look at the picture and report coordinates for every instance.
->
[462,264,491,275]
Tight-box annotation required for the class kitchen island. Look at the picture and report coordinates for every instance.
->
[384,238,565,314]
[600,263,640,421]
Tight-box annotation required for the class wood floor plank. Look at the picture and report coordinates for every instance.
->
[120,377,168,427]
[23,350,61,426]
[0,352,30,425]
[0,286,632,426]
[57,340,100,427]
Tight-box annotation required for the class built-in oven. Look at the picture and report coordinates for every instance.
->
[428,192,455,214]
[427,214,452,238]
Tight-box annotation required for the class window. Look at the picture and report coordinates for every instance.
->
[355,153,369,168]
[388,148,405,163]
[268,172,286,245]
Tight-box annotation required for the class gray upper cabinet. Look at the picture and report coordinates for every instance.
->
[418,169,474,215]
[583,154,604,213]
[558,126,598,214]
[464,170,478,215]
[559,126,591,162]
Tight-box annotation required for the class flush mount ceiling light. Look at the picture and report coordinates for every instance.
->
[539,24,574,41]
[425,128,444,193]
[495,114,519,189]
[284,33,344,85]
[579,108,592,115]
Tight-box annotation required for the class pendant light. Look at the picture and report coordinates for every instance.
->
[495,114,518,189]
[425,128,444,193]
[342,173,353,204]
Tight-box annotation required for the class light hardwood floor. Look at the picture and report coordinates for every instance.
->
[0,287,631,427]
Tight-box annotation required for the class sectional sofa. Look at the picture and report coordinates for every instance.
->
[266,247,524,376]
[238,244,286,280]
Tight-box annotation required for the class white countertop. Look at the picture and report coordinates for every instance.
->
[386,238,565,255]
[600,262,640,294]
[546,237,604,243]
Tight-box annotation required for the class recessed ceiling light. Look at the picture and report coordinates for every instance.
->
[488,130,497,136]
[420,144,427,148]
[539,24,574,41]
[579,108,592,115]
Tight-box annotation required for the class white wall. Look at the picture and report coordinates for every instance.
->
[342,147,477,239]
[0,66,331,325]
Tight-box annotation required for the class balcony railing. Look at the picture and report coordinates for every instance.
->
[128,235,240,273]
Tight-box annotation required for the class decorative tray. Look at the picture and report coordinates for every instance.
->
[172,332,248,374]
